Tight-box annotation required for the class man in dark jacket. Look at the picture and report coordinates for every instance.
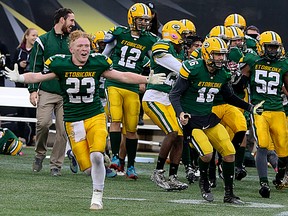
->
[28,8,75,176]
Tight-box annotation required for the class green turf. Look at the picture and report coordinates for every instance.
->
[1,147,287,216]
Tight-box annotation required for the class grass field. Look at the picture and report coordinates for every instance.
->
[1,147,288,216]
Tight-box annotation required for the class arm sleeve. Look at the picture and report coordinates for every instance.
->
[102,40,117,57]
[155,53,182,73]
[221,82,253,111]
[169,76,190,117]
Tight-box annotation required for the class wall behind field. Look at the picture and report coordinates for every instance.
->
[1,0,288,65]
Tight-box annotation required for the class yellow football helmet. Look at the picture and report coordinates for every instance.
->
[227,26,245,48]
[162,20,189,44]
[91,30,106,53]
[257,31,283,60]
[180,19,196,35]
[202,37,229,69]
[224,13,246,31]
[209,25,231,42]
[8,139,23,156]
[127,3,152,31]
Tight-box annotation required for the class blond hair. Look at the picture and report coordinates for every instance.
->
[17,28,37,48]
[68,30,92,47]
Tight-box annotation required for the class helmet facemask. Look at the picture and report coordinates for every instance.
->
[263,44,282,60]
[134,17,151,32]
[208,51,228,70]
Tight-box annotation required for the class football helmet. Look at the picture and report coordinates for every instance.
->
[180,19,196,36]
[202,37,229,69]
[92,30,107,53]
[0,128,23,155]
[162,20,189,44]
[228,26,245,48]
[224,14,246,31]
[127,3,152,31]
[257,31,283,60]
[209,25,231,42]
[7,138,23,156]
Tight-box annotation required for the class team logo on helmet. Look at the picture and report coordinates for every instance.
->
[203,41,210,48]
[131,6,137,12]
[172,24,181,31]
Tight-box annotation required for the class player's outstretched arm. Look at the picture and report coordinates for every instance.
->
[5,63,56,83]
[102,69,166,85]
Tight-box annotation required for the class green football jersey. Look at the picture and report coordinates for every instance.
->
[191,47,202,59]
[0,128,17,154]
[180,59,231,115]
[105,26,158,93]
[45,53,112,122]
[146,39,185,93]
[243,53,288,111]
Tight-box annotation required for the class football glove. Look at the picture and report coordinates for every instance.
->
[251,100,265,115]
[4,63,25,83]
[147,70,166,84]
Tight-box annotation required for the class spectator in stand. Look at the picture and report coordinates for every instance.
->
[13,28,38,146]
[0,40,11,86]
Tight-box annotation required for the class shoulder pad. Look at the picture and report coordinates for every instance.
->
[191,48,201,59]
[152,40,170,54]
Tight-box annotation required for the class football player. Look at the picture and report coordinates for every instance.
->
[224,13,258,53]
[66,30,117,178]
[102,3,159,179]
[143,20,189,190]
[4,30,165,210]
[236,31,288,198]
[169,37,264,204]
[0,127,23,155]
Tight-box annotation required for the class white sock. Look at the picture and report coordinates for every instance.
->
[90,152,105,191]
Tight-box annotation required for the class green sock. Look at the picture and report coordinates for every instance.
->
[235,146,245,168]
[222,161,234,188]
[109,132,121,156]
[126,138,138,168]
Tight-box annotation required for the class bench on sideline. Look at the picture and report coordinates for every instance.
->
[0,87,162,146]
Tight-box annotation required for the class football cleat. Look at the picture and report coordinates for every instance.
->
[67,149,78,174]
[90,190,103,210]
[110,155,120,170]
[224,186,244,205]
[282,175,288,188]
[273,171,286,190]
[273,178,286,190]
[106,167,117,178]
[209,178,217,188]
[167,175,188,191]
[199,176,214,202]
[117,163,125,176]
[259,182,270,198]
[194,167,200,181]
[185,165,196,184]
[151,169,170,190]
[126,166,138,180]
